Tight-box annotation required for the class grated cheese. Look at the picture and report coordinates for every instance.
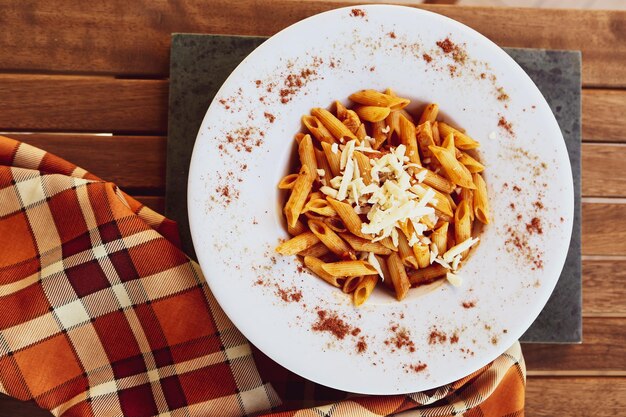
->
[368,252,384,281]
[331,143,339,154]
[317,169,326,177]
[381,125,390,133]
[446,272,463,287]
[442,237,480,263]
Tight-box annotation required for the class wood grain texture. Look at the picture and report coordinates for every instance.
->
[0,395,50,417]
[526,377,626,417]
[583,89,626,142]
[523,318,626,371]
[583,144,626,197]
[583,260,626,316]
[0,75,167,133]
[583,202,626,255]
[134,195,166,213]
[0,2,624,87]
[2,134,166,193]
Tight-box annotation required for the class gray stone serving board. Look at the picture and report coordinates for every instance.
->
[166,34,581,344]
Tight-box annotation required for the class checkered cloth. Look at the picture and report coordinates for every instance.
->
[0,135,526,416]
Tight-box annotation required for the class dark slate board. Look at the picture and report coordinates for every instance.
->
[167,34,582,344]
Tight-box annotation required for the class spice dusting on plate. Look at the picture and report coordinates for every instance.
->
[436,37,467,64]
[498,116,514,136]
[462,301,476,309]
[385,324,416,353]
[275,285,303,303]
[350,8,366,18]
[422,53,433,63]
[312,310,354,340]
[428,328,448,345]
[526,217,543,235]
[264,112,276,123]
[356,337,368,353]
[405,362,428,373]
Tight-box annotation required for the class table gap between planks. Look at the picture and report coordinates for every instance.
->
[0,2,625,416]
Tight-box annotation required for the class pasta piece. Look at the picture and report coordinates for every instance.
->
[353,275,379,306]
[416,121,435,161]
[278,173,299,189]
[356,122,367,140]
[472,173,490,224]
[428,142,475,189]
[321,141,341,176]
[276,231,320,255]
[371,120,388,150]
[284,165,314,228]
[339,233,392,255]
[301,115,335,144]
[349,89,410,110]
[327,197,368,239]
[410,184,453,217]
[343,276,363,293]
[343,110,362,134]
[385,110,401,138]
[431,121,441,146]
[386,253,410,301]
[458,151,485,173]
[353,151,372,185]
[302,198,337,217]
[421,169,456,194]
[322,260,378,277]
[324,217,348,233]
[304,256,342,287]
[398,114,421,165]
[335,100,348,120]
[454,200,472,258]
[287,219,307,236]
[308,219,354,258]
[314,148,333,185]
[294,132,306,144]
[408,264,448,286]
[379,236,399,252]
[412,243,430,268]
[431,222,449,255]
[419,103,439,125]
[311,107,358,142]
[398,109,415,124]
[397,232,419,269]
[355,105,391,122]
[460,188,474,221]
[298,242,330,257]
[375,254,394,290]
[438,122,480,150]
[298,134,318,178]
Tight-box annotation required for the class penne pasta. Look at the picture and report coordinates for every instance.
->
[408,264,448,286]
[304,256,342,287]
[349,89,410,110]
[429,143,476,189]
[412,243,430,268]
[287,218,308,236]
[278,173,299,189]
[284,165,314,228]
[321,141,341,177]
[398,114,421,165]
[472,173,490,224]
[353,275,379,306]
[302,198,337,217]
[298,242,330,258]
[431,222,449,255]
[312,107,358,142]
[340,233,392,255]
[276,231,320,255]
[277,92,488,305]
[438,122,480,150]
[322,260,378,277]
[342,275,363,293]
[454,200,472,258]
[302,115,335,144]
[386,252,410,301]
[355,105,391,122]
[298,134,318,179]
[458,151,485,173]
[308,219,354,258]
[327,197,368,239]
[419,103,439,125]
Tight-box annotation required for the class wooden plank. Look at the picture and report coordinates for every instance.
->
[2,134,166,192]
[0,75,167,133]
[583,260,626,316]
[526,377,626,416]
[583,202,626,256]
[583,89,626,142]
[134,195,165,213]
[0,2,624,87]
[523,318,626,371]
[0,395,49,417]
[583,144,626,197]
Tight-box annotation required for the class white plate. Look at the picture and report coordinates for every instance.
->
[188,5,573,394]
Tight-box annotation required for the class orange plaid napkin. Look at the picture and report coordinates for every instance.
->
[0,135,526,416]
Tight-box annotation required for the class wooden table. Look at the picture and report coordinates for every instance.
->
[1,1,625,416]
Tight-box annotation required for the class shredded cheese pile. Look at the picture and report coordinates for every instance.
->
[318,135,479,283]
